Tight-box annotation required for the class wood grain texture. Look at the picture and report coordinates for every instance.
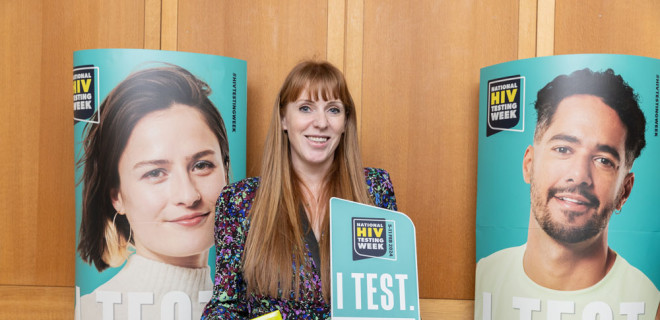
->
[327,0,347,70]
[537,0,556,56]
[0,286,73,320]
[0,285,474,320]
[360,0,519,299]
[177,0,328,177]
[144,0,162,49]
[0,0,44,286]
[420,298,474,320]
[344,0,365,136]
[518,0,538,59]
[554,0,660,57]
[65,0,145,50]
[161,0,178,50]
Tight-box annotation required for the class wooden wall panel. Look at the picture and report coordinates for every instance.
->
[145,0,163,49]
[0,286,72,320]
[326,0,347,70]
[65,0,146,50]
[343,0,365,134]
[537,0,556,56]
[177,1,328,176]
[161,0,178,50]
[360,0,519,299]
[0,0,44,286]
[518,0,538,59]
[554,0,660,57]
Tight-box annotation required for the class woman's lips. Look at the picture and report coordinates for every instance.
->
[306,135,329,143]
[169,212,210,226]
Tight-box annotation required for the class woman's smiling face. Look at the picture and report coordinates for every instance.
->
[112,104,226,267]
[281,88,346,174]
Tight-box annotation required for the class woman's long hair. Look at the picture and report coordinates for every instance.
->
[243,60,373,300]
[77,65,230,271]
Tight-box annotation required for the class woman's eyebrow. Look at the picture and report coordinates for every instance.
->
[190,149,216,161]
[133,159,169,169]
[132,150,217,169]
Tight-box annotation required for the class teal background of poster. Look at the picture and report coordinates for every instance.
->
[73,49,247,296]
[330,198,420,320]
[476,54,660,288]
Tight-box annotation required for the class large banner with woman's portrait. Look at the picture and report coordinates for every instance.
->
[73,49,246,320]
[475,54,660,320]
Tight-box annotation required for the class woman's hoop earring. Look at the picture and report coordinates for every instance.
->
[113,212,132,245]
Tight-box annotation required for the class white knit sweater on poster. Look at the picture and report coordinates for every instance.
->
[80,254,213,320]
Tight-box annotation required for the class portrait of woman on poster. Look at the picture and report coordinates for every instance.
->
[77,65,230,319]
[202,60,397,319]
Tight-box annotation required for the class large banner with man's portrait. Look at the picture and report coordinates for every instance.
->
[475,54,660,320]
[73,49,246,320]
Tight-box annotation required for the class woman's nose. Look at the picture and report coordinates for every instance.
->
[314,113,328,129]
[172,171,201,207]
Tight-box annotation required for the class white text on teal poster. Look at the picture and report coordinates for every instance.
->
[330,198,420,320]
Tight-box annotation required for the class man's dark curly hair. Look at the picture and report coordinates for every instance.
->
[534,68,646,168]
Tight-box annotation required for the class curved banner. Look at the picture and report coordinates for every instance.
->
[73,49,246,320]
[330,198,420,320]
[475,54,660,320]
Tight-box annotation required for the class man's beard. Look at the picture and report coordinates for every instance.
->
[530,179,616,244]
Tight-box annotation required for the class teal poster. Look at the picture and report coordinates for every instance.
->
[330,198,420,320]
[73,49,246,320]
[475,54,660,320]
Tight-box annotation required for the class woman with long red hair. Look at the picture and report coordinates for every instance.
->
[202,60,396,319]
